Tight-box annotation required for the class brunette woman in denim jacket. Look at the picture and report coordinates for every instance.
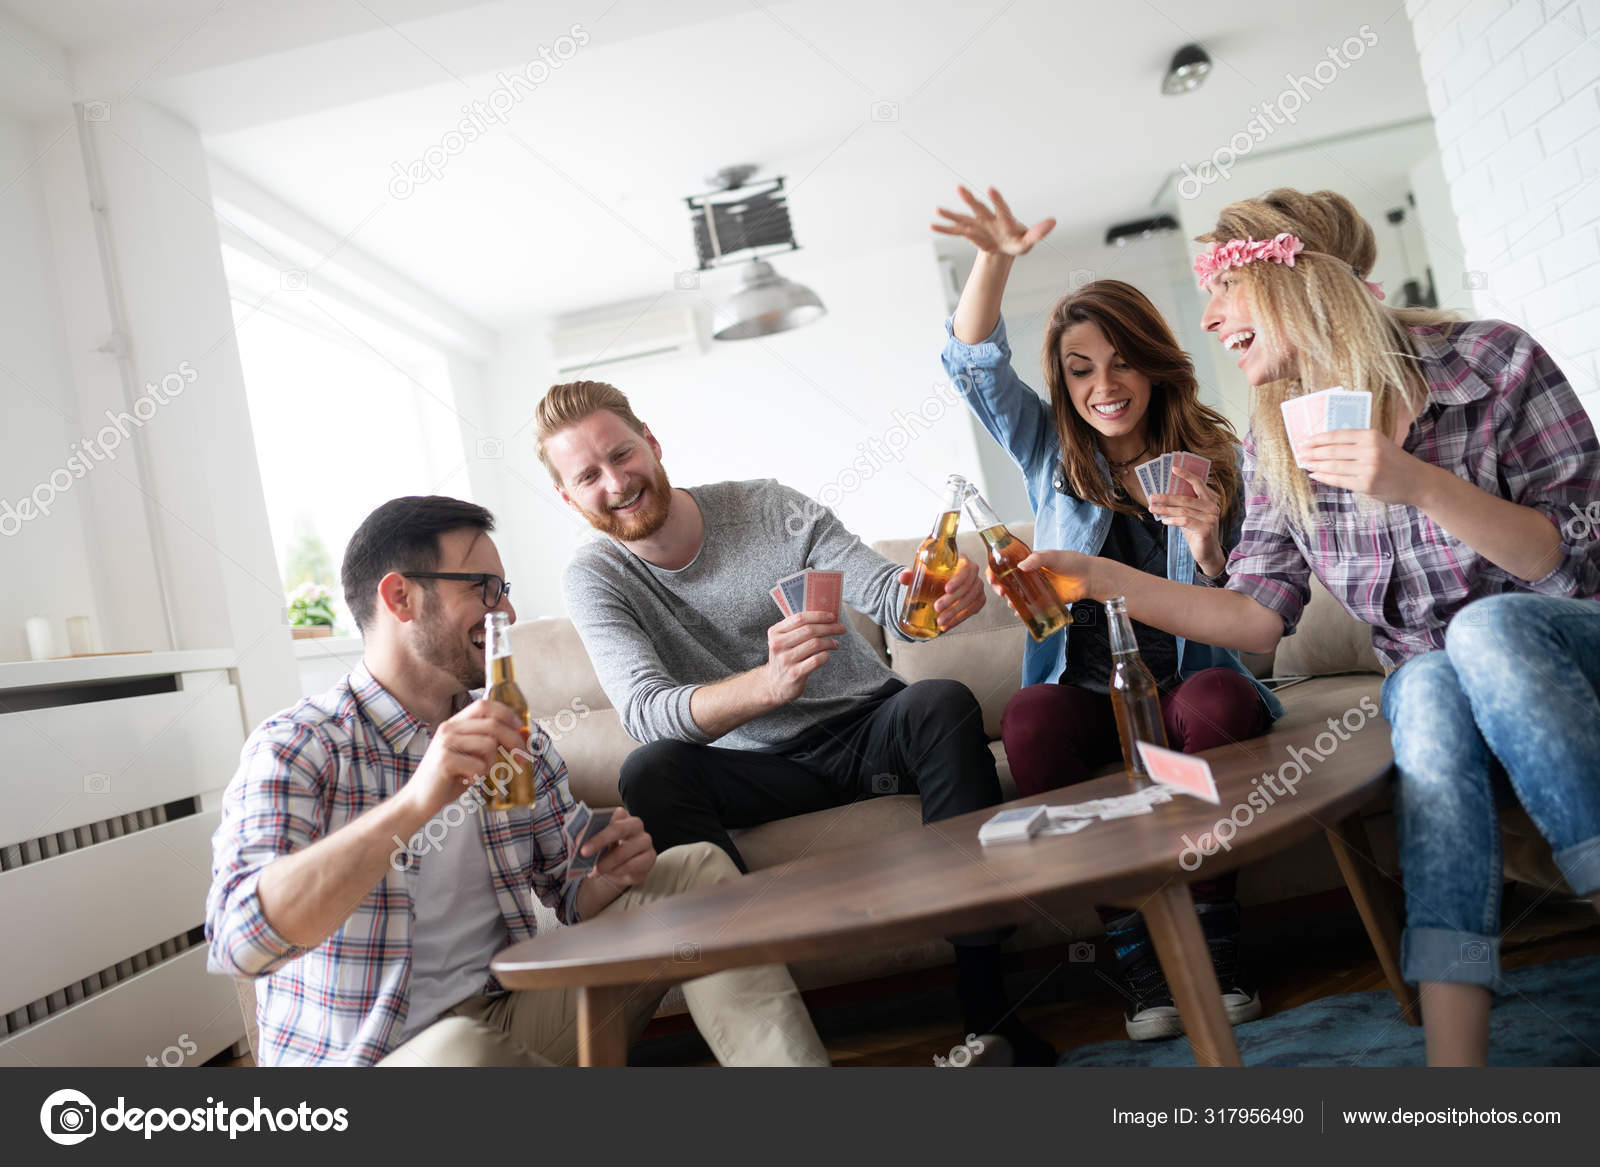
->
[935,187,1281,1040]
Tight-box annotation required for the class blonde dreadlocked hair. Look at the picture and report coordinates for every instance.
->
[1198,188,1457,530]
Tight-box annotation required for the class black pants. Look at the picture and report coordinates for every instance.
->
[618,678,1002,875]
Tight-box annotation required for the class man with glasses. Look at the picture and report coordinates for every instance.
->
[206,494,827,1066]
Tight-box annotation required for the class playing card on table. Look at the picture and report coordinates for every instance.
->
[1135,741,1221,804]
[1038,817,1094,837]
[770,585,793,617]
[1099,801,1156,819]
[776,571,808,616]
[802,570,843,619]
[1167,451,1212,498]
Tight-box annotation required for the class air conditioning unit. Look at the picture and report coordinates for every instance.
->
[548,301,704,374]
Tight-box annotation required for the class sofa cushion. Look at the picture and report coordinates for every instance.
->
[873,526,1032,739]
[1272,574,1383,678]
[537,705,631,809]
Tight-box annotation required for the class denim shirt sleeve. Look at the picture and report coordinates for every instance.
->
[941,315,1057,484]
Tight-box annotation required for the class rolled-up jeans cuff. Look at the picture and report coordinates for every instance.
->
[1553,834,1600,897]
[1401,927,1503,990]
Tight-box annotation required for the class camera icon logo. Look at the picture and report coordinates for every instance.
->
[673,941,701,962]
[870,99,899,122]
[40,1088,97,1146]
[476,436,504,460]
[1069,941,1096,963]
[280,269,308,292]
[870,773,899,794]
[673,270,700,291]
[83,772,111,795]
[82,101,111,123]
[1068,268,1095,290]
[1460,940,1490,963]
[1462,271,1488,291]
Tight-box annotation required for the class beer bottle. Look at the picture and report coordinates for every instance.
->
[484,611,536,808]
[962,485,1072,643]
[897,474,967,640]
[1105,595,1168,782]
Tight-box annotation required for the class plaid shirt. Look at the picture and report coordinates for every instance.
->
[1227,319,1600,670]
[205,662,582,1066]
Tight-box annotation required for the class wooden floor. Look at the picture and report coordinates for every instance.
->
[632,883,1600,1067]
[214,885,1600,1068]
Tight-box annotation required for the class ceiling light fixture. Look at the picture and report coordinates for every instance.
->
[1104,214,1180,248]
[686,165,826,341]
[1161,43,1212,95]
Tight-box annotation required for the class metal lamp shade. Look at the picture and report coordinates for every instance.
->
[711,259,826,340]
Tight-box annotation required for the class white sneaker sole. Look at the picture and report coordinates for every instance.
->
[1125,990,1262,1041]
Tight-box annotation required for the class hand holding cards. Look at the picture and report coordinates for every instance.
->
[564,801,616,875]
[1280,386,1373,468]
[1134,451,1212,500]
[770,569,843,618]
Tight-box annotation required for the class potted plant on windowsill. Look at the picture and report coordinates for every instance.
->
[287,582,337,640]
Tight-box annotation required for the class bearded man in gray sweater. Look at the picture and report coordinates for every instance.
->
[535,379,1055,1064]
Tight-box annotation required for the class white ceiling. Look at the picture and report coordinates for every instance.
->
[3,0,1435,329]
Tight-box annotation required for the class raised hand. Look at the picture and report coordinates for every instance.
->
[932,186,1056,257]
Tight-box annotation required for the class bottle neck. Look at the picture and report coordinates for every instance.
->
[1105,599,1139,656]
[486,614,515,670]
[962,487,1004,534]
[928,478,965,535]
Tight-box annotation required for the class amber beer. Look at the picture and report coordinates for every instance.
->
[484,612,535,808]
[962,486,1071,643]
[1105,596,1168,782]
[898,474,967,640]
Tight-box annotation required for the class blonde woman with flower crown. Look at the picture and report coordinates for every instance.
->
[1002,188,1600,1066]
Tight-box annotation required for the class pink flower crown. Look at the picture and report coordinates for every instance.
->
[1194,232,1385,300]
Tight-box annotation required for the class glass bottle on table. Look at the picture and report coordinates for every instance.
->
[961,485,1072,643]
[897,474,967,640]
[1105,595,1168,783]
[484,611,535,808]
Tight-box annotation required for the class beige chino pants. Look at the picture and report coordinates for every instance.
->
[379,842,828,1067]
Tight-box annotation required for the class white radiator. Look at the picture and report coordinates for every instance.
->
[0,653,247,1066]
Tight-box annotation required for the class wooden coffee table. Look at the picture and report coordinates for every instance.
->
[492,717,1416,1066]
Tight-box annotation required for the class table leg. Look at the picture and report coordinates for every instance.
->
[1325,811,1421,1025]
[1141,881,1243,1067]
[576,984,633,1066]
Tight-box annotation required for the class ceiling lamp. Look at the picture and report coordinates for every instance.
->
[1161,43,1211,95]
[686,164,826,341]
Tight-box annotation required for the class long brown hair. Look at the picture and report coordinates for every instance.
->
[1198,189,1457,530]
[1041,279,1241,523]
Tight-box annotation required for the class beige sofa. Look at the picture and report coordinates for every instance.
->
[511,524,1566,1009]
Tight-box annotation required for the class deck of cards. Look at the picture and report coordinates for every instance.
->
[770,569,843,619]
[1134,451,1212,500]
[564,801,615,875]
[1280,386,1373,468]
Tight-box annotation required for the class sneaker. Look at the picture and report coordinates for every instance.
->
[1197,900,1263,1027]
[1105,912,1184,1041]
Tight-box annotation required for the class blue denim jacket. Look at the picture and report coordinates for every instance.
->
[941,316,1283,720]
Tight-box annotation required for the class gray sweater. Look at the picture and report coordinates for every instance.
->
[562,479,911,750]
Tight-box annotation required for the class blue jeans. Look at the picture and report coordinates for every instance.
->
[1382,594,1600,989]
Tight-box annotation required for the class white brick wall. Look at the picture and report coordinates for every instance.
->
[1408,0,1600,413]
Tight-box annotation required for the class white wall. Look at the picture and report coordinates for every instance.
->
[483,240,994,619]
[0,115,101,663]
[1408,0,1600,415]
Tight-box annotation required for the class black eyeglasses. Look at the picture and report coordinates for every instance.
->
[402,572,511,608]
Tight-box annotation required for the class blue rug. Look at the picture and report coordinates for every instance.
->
[1056,955,1600,1066]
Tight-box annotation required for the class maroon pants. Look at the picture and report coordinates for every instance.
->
[1002,667,1272,903]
